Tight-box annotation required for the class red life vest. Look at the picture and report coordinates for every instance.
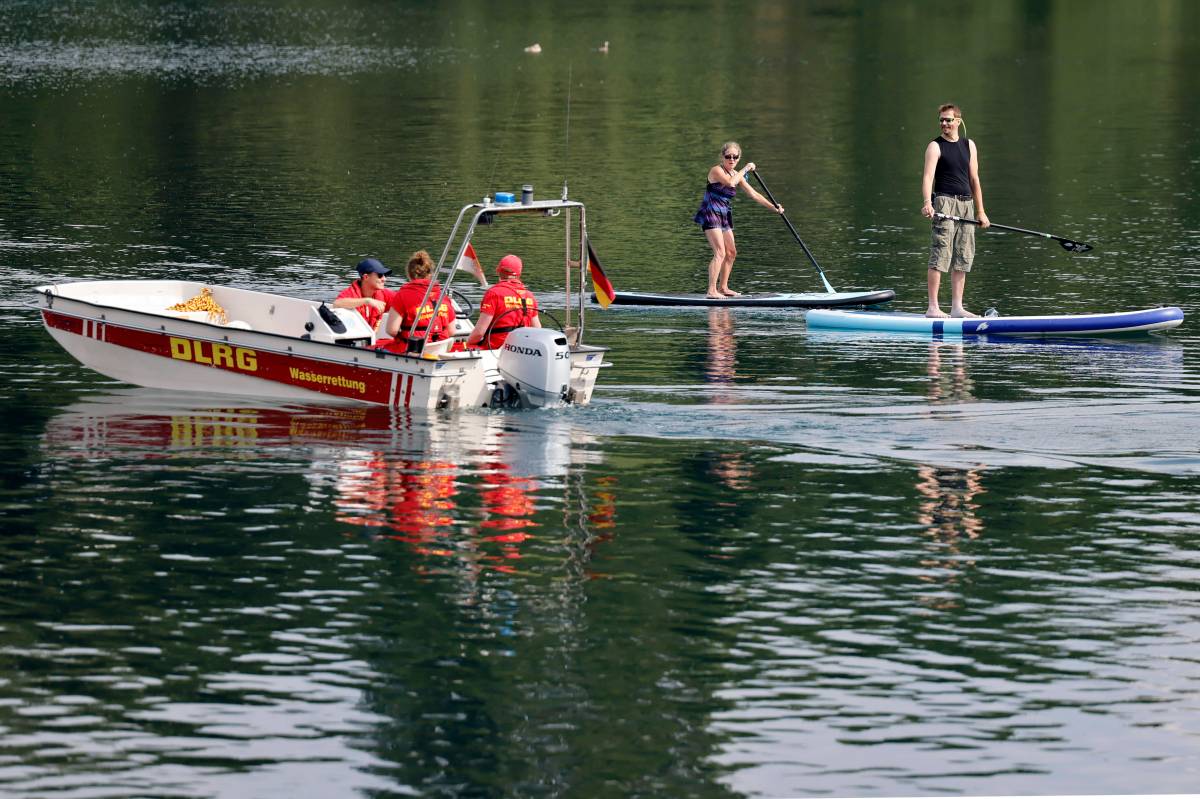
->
[336,280,394,330]
[479,280,538,349]
[383,279,455,353]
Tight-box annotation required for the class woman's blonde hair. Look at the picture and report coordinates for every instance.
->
[720,140,741,157]
[406,249,434,279]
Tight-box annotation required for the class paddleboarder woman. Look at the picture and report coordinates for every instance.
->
[694,141,784,299]
[921,104,990,318]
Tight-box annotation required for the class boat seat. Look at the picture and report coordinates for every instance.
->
[420,338,454,358]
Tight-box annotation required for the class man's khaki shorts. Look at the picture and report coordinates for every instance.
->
[929,194,976,273]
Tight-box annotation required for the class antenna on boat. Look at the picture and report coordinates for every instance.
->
[487,88,521,195]
[562,62,572,200]
[560,63,576,338]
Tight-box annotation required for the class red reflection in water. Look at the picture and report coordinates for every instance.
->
[588,475,618,530]
[44,396,620,575]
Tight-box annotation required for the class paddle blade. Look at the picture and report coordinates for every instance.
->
[1059,239,1093,253]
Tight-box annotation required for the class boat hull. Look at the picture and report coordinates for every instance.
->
[37,281,607,409]
[805,306,1185,337]
[597,289,895,308]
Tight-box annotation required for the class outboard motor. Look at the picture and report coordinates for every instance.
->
[304,303,375,346]
[495,328,571,408]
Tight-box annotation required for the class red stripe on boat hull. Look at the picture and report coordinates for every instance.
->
[42,309,410,405]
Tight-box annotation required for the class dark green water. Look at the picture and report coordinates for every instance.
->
[2,2,1200,796]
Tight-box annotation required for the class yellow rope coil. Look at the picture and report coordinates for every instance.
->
[168,287,228,324]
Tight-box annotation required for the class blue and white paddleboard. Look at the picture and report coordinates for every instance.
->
[599,289,895,308]
[805,306,1184,336]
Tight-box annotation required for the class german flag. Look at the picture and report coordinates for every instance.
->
[587,238,616,308]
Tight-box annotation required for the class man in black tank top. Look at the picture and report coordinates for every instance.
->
[920,103,990,318]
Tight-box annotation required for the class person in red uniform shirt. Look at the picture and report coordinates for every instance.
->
[465,254,541,350]
[380,250,455,354]
[333,258,395,332]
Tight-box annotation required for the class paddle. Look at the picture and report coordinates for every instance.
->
[933,212,1093,253]
[750,171,836,293]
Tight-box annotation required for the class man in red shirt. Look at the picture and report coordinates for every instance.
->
[466,254,541,350]
[333,258,395,332]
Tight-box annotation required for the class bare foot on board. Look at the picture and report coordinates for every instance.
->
[925,307,949,319]
[950,308,979,318]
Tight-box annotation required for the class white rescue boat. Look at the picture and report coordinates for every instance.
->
[36,194,610,410]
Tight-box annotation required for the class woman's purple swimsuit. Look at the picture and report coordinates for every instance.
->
[693,181,736,230]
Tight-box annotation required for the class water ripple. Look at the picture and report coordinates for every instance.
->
[0,42,431,85]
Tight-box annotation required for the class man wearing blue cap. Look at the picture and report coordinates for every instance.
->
[333,258,396,332]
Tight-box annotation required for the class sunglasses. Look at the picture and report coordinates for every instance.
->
[939,117,958,124]
[723,152,740,160]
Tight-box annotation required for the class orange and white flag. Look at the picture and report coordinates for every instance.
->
[457,242,488,287]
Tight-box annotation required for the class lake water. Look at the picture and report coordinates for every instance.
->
[2,1,1200,796]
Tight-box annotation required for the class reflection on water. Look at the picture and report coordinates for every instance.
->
[17,390,632,796]
[917,342,985,609]
[704,308,738,391]
[335,454,458,539]
[924,340,974,405]
[705,309,752,491]
[41,392,613,586]
[44,398,401,453]
[330,421,544,575]
[915,463,985,611]
[916,464,985,541]
[619,327,1199,474]
[14,388,1200,798]
[0,42,424,85]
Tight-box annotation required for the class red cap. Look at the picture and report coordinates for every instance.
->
[497,254,522,276]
